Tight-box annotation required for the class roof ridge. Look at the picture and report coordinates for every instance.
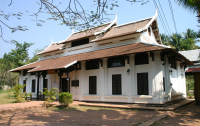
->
[114,17,152,28]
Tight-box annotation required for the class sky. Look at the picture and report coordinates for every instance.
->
[0,0,199,58]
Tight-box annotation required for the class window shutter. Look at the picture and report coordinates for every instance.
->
[137,73,149,95]
[32,80,36,92]
[89,76,96,94]
[112,74,121,95]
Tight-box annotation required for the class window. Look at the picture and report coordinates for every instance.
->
[23,70,27,76]
[137,73,149,95]
[86,59,99,70]
[161,52,164,61]
[30,72,36,75]
[71,38,89,47]
[170,57,176,69]
[23,80,26,92]
[108,56,125,68]
[148,27,151,36]
[89,76,96,94]
[32,80,36,93]
[150,52,154,61]
[163,77,165,91]
[135,52,149,65]
[112,74,121,95]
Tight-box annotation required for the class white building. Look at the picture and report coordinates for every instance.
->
[10,11,193,104]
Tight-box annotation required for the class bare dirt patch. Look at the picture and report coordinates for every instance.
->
[0,105,165,126]
[152,102,200,126]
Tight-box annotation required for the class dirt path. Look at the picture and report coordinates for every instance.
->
[0,106,165,126]
[153,102,200,126]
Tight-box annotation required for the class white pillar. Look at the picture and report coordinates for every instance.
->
[100,59,105,101]
[79,61,86,100]
[103,58,108,98]
[127,54,134,103]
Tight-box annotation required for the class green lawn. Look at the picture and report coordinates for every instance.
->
[0,90,15,105]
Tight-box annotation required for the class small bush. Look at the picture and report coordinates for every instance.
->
[12,84,26,103]
[59,92,73,107]
[42,88,58,107]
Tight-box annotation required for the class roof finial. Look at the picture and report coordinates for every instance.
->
[72,28,74,33]
[114,12,119,22]
[155,7,159,17]
[51,38,53,44]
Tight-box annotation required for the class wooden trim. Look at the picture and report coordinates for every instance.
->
[98,42,112,46]
[120,37,135,42]
[143,38,149,42]
[44,55,51,57]
[68,46,92,52]
[55,52,63,55]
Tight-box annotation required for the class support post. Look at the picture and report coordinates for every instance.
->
[37,72,40,100]
[42,71,47,98]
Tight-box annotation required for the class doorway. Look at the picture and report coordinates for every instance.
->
[62,78,69,92]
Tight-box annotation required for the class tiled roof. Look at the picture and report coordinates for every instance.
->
[186,68,200,72]
[179,49,200,62]
[93,19,151,42]
[64,23,111,42]
[10,43,167,72]
[38,43,65,55]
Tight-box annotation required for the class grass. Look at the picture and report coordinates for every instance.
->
[0,90,15,105]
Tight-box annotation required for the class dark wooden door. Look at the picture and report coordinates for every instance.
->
[23,80,26,92]
[137,73,149,95]
[89,76,96,94]
[62,78,68,92]
[43,79,48,90]
[112,74,121,95]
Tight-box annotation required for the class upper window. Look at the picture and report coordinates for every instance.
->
[108,56,125,68]
[148,27,151,36]
[170,57,176,69]
[30,72,36,75]
[86,59,99,70]
[23,70,27,76]
[71,38,89,47]
[135,52,149,65]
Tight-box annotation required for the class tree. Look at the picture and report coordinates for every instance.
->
[175,0,200,25]
[9,41,34,67]
[0,41,38,88]
[162,29,200,51]
[162,33,182,51]
[0,0,147,43]
[0,53,19,89]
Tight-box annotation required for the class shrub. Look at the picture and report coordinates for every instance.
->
[12,84,26,103]
[59,92,73,107]
[42,88,58,107]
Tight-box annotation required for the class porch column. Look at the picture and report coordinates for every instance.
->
[42,71,47,98]
[58,71,63,93]
[37,72,40,100]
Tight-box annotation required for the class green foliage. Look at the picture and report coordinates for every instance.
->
[0,41,43,89]
[162,29,200,51]
[186,75,194,97]
[42,88,58,107]
[12,84,26,103]
[175,0,200,13]
[9,41,34,67]
[59,92,73,107]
